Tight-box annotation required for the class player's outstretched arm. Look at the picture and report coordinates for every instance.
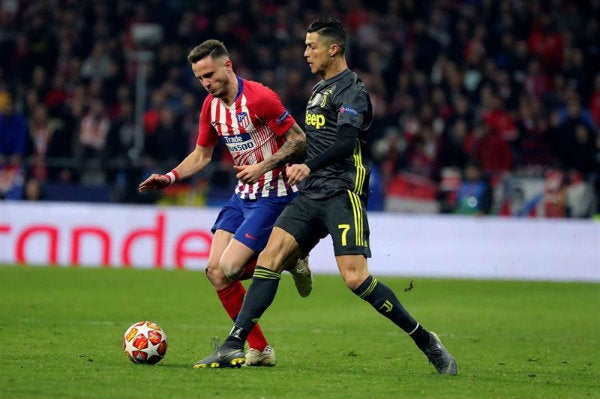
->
[235,122,306,184]
[138,144,214,192]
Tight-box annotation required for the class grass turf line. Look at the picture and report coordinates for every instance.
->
[0,265,598,399]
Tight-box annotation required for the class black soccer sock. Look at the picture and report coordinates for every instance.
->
[353,275,430,348]
[409,324,433,350]
[223,266,281,348]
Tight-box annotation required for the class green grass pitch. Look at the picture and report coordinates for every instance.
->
[0,265,598,399]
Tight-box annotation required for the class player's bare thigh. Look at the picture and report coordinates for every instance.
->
[257,227,301,273]
[206,229,256,288]
[336,254,370,290]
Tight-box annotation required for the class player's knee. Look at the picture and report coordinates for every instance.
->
[338,256,369,290]
[205,260,228,287]
[220,261,245,281]
[257,248,286,272]
[339,268,369,291]
[342,274,364,291]
[205,260,218,278]
[222,268,243,280]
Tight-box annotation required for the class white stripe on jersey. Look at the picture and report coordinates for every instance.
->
[260,170,273,198]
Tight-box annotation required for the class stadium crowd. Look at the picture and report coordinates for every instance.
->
[0,0,599,217]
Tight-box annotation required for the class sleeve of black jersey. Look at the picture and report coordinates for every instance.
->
[305,124,357,172]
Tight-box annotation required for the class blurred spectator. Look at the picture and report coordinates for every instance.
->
[0,92,27,200]
[446,94,474,130]
[481,87,518,147]
[589,73,600,128]
[523,59,550,99]
[23,177,44,201]
[0,94,28,200]
[80,41,113,81]
[26,103,61,181]
[514,95,554,169]
[105,99,146,202]
[0,95,27,165]
[144,105,187,170]
[76,98,110,184]
[542,170,568,218]
[402,124,439,179]
[372,127,405,187]
[106,100,136,177]
[562,123,597,176]
[180,92,201,152]
[558,93,596,131]
[528,13,565,73]
[453,161,493,216]
[436,118,470,173]
[564,172,597,218]
[0,163,24,200]
[554,96,597,174]
[465,123,512,175]
[143,89,167,135]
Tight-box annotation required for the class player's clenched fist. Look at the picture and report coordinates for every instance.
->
[234,164,266,184]
[286,163,310,186]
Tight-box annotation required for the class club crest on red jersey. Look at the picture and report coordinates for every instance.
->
[236,112,250,128]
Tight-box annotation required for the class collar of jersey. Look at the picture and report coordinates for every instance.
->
[234,76,244,102]
[323,68,350,84]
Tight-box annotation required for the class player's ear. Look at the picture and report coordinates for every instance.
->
[329,44,338,57]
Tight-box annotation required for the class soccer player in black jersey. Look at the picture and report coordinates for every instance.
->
[194,17,458,375]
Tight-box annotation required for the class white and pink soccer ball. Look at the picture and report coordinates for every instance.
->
[123,321,168,365]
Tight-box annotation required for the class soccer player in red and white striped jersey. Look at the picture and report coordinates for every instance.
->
[138,39,312,367]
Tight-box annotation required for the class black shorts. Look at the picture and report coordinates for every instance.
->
[275,190,371,257]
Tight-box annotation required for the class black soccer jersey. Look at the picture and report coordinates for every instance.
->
[302,69,373,200]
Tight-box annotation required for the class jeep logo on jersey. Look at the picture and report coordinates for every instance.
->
[305,111,325,129]
[236,112,250,128]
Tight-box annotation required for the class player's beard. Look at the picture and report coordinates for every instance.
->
[210,82,228,98]
[310,58,330,79]
[314,64,327,78]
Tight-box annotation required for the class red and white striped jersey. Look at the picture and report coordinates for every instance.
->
[197,77,297,199]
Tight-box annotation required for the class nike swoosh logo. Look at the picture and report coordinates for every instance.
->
[245,233,257,240]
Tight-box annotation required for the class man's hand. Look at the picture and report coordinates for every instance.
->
[286,164,310,186]
[234,164,266,184]
[138,174,170,192]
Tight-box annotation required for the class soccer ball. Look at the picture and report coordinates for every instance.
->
[123,321,168,364]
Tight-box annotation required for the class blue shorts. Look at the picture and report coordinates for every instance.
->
[211,193,296,253]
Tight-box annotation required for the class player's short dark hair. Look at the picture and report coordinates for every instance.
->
[307,17,346,54]
[187,39,229,64]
